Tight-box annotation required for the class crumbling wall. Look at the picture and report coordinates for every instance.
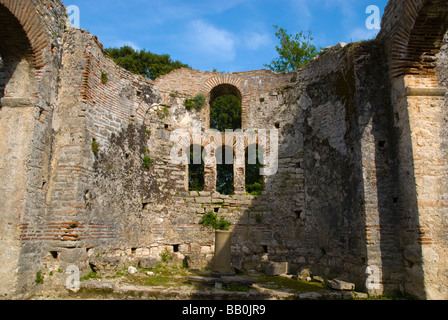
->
[1,0,447,300]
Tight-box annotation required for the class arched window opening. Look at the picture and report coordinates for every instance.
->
[188,144,205,192]
[245,144,264,195]
[210,84,242,132]
[216,145,234,195]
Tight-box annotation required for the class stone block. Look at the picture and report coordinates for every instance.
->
[298,268,311,281]
[221,276,255,286]
[139,258,158,269]
[184,254,213,270]
[262,261,289,276]
[89,257,125,277]
[195,197,211,204]
[326,279,355,291]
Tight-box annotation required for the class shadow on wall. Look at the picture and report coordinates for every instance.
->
[189,40,425,298]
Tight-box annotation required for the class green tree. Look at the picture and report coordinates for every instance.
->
[189,145,205,192]
[105,46,190,80]
[245,145,264,195]
[265,26,320,73]
[216,145,234,196]
[210,94,242,132]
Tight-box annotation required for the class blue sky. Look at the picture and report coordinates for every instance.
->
[62,0,389,73]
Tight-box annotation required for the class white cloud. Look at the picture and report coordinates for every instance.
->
[244,32,271,50]
[184,20,236,62]
[111,40,141,51]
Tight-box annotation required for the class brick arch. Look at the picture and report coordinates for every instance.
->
[0,0,52,69]
[379,0,448,79]
[200,74,250,128]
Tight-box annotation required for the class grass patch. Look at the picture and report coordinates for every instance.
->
[80,271,102,282]
[106,263,192,289]
[254,275,326,293]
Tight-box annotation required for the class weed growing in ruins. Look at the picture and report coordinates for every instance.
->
[201,211,232,231]
[160,248,173,263]
[143,155,154,169]
[101,70,108,84]
[92,139,100,154]
[184,93,206,111]
[80,271,102,282]
[35,271,44,285]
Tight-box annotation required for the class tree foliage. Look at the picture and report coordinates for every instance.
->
[210,94,242,132]
[216,145,234,196]
[105,46,190,80]
[245,146,264,195]
[189,145,205,192]
[265,26,320,73]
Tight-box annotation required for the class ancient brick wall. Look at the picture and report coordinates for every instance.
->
[378,0,448,299]
[0,0,447,300]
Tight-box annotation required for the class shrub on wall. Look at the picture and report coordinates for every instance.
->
[184,93,206,111]
[201,211,232,231]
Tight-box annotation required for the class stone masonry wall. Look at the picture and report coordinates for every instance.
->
[48,38,399,295]
[1,0,447,300]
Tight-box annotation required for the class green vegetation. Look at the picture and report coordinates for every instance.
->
[245,145,264,195]
[35,271,44,285]
[92,139,100,154]
[201,211,232,231]
[81,270,102,282]
[265,26,320,73]
[159,248,173,264]
[216,145,234,196]
[101,70,108,84]
[255,274,325,293]
[143,156,154,169]
[188,145,205,192]
[184,93,206,111]
[210,94,241,132]
[105,46,190,80]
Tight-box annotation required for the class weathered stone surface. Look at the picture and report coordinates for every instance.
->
[221,276,255,286]
[184,254,213,271]
[89,257,125,277]
[139,258,158,269]
[127,266,138,275]
[262,262,289,276]
[1,0,448,301]
[187,276,221,286]
[326,279,356,291]
[298,268,311,281]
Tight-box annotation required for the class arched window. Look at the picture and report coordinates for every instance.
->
[216,144,234,195]
[245,144,264,195]
[210,84,242,132]
[188,144,205,192]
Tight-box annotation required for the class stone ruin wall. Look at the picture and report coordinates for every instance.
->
[1,0,448,300]
[35,29,404,294]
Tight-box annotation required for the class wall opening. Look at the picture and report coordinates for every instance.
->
[216,145,234,195]
[0,4,37,100]
[245,144,264,195]
[188,144,205,192]
[210,84,242,132]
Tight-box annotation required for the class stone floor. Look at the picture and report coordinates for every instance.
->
[30,265,371,300]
